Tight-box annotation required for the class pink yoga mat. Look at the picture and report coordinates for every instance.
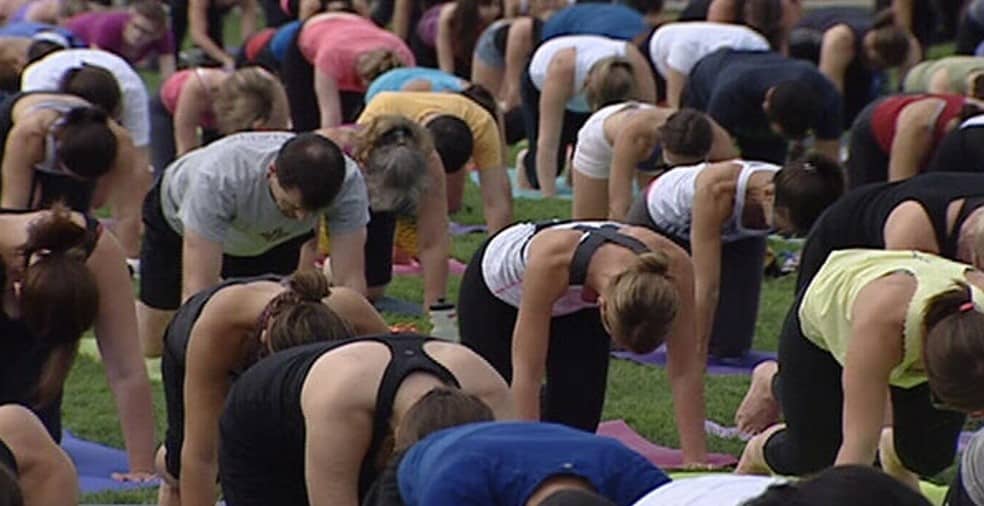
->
[597,420,738,470]
[393,258,467,276]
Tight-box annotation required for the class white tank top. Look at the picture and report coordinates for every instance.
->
[648,22,770,78]
[644,160,780,242]
[529,35,629,113]
[573,101,655,179]
[482,221,624,315]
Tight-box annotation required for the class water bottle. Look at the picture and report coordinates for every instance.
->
[428,299,459,342]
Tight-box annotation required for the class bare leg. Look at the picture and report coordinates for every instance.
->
[445,170,466,214]
[571,170,609,220]
[0,405,78,506]
[137,302,175,358]
[515,148,531,189]
[736,423,785,475]
[735,360,782,435]
[472,59,505,103]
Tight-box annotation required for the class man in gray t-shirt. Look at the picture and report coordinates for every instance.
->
[136,131,370,357]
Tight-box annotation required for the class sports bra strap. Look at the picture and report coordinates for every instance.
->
[569,224,649,286]
[360,334,460,492]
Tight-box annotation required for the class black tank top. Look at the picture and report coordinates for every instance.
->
[162,274,281,367]
[0,438,15,477]
[796,173,984,290]
[223,333,460,501]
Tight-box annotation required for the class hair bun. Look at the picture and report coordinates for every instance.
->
[633,251,670,276]
[286,270,331,302]
[64,106,108,125]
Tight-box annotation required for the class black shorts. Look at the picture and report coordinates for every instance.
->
[139,176,314,310]
[365,210,396,288]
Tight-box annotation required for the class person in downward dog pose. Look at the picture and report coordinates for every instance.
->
[737,249,984,487]
[218,333,512,506]
[0,404,77,506]
[458,220,709,465]
[156,270,388,506]
[626,153,844,359]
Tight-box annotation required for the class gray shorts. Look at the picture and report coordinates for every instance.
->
[474,19,511,69]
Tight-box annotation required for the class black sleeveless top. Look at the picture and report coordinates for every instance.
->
[219,333,460,503]
[796,173,984,291]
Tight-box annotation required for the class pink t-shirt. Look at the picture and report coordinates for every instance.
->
[298,13,415,92]
[65,11,175,63]
[159,69,217,128]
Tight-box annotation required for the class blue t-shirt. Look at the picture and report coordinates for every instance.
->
[269,20,302,64]
[365,67,466,102]
[540,3,648,42]
[684,49,843,142]
[0,22,84,47]
[397,422,670,506]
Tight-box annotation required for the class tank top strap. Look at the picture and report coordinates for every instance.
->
[568,224,649,286]
[360,334,460,492]
[946,196,984,258]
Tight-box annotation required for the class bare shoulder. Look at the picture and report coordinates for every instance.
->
[302,341,390,410]
[853,272,918,324]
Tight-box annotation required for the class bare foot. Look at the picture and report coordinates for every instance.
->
[735,360,781,435]
[515,148,532,190]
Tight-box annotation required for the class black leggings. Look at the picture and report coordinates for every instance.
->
[457,237,611,431]
[519,67,591,190]
[626,196,765,359]
[846,99,888,189]
[281,26,366,131]
[957,14,984,55]
[170,0,229,58]
[763,289,966,476]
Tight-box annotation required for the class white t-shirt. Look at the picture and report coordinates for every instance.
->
[160,131,370,256]
[529,35,628,113]
[21,49,151,147]
[633,475,786,506]
[648,22,770,78]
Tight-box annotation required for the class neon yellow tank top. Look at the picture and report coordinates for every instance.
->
[798,249,984,388]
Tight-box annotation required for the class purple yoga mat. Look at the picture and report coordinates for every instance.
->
[597,420,737,469]
[449,221,487,236]
[613,347,777,375]
[62,431,160,494]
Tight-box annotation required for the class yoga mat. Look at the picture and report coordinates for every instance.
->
[374,296,424,316]
[612,345,777,375]
[62,431,160,494]
[393,258,467,276]
[470,169,573,200]
[450,221,487,236]
[597,419,737,469]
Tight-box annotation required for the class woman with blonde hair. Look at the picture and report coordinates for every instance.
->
[519,34,655,196]
[457,220,709,466]
[150,65,290,175]
[282,12,414,129]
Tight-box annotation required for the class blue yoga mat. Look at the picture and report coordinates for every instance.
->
[373,295,424,317]
[613,346,777,375]
[469,169,573,200]
[62,431,160,494]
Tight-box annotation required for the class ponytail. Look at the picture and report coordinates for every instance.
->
[774,152,845,235]
[922,283,984,413]
[17,205,98,408]
[356,49,407,85]
[603,250,678,354]
[744,0,784,51]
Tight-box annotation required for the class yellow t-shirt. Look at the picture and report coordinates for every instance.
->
[798,249,984,388]
[357,91,503,170]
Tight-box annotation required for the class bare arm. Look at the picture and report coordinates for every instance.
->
[813,139,841,162]
[314,70,344,128]
[189,0,233,68]
[893,0,914,33]
[836,277,909,467]
[689,168,735,355]
[158,53,177,81]
[888,100,942,182]
[627,45,656,105]
[109,141,149,258]
[327,227,369,297]
[666,68,687,109]
[181,230,225,302]
[1,125,44,209]
[435,4,456,73]
[173,76,209,156]
[87,230,157,477]
[818,26,855,94]
[706,0,738,22]
[391,0,412,40]
[179,312,241,506]
[535,49,575,197]
[416,152,450,307]
[239,0,260,39]
[302,374,373,506]
[609,119,657,220]
[660,244,709,465]
[706,118,740,161]
[510,239,570,420]
[477,165,513,235]
[927,68,954,94]
[503,18,534,110]
[882,203,941,254]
